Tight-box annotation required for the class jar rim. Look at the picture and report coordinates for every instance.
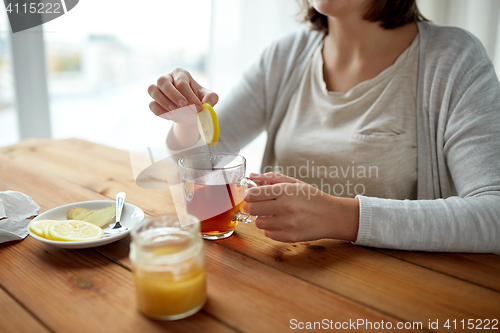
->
[132,213,200,237]
[130,214,202,262]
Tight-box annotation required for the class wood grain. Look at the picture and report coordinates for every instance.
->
[219,225,500,321]
[0,141,233,332]
[0,138,175,215]
[0,237,234,333]
[95,235,421,332]
[202,240,421,332]
[0,287,49,333]
[2,139,500,333]
[0,140,413,332]
[374,250,500,292]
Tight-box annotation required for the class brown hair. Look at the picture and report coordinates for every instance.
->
[299,0,429,32]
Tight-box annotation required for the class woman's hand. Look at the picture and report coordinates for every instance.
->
[245,173,360,243]
[148,68,218,118]
[148,68,219,148]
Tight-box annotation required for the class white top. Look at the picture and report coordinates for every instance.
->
[275,35,420,200]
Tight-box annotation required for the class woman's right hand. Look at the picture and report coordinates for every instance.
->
[147,68,219,121]
[148,68,219,148]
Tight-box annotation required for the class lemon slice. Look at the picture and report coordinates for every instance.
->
[29,219,57,238]
[48,220,104,242]
[42,222,57,239]
[197,103,219,147]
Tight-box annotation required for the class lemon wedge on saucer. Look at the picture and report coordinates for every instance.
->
[29,219,57,238]
[197,103,219,147]
[48,220,104,242]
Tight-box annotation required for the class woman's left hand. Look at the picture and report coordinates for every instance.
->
[245,172,360,243]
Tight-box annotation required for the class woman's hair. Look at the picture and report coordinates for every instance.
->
[299,0,429,32]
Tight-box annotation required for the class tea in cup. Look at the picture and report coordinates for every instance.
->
[178,152,257,240]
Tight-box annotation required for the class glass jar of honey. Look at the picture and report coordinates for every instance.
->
[130,214,206,320]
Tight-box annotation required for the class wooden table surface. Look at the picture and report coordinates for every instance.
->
[0,139,499,333]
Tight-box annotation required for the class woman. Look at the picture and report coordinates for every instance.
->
[147,0,500,252]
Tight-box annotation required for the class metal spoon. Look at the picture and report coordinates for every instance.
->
[104,192,128,237]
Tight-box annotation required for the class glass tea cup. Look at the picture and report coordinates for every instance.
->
[129,214,206,320]
[178,152,258,240]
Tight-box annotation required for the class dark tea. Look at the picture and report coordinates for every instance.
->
[185,182,245,238]
[179,152,257,240]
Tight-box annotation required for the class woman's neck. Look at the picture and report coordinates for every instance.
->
[322,16,418,93]
[325,16,417,63]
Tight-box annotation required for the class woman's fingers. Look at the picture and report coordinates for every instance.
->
[245,185,281,202]
[200,87,219,107]
[185,75,219,108]
[155,70,201,109]
[255,216,281,230]
[249,172,300,186]
[148,84,175,111]
[172,71,203,111]
[149,68,219,119]
[156,74,188,108]
[255,216,302,243]
[246,182,303,203]
[245,200,278,216]
[149,101,169,116]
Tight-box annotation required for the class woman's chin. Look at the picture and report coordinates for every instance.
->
[309,0,367,18]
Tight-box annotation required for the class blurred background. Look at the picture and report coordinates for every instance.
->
[1,0,500,173]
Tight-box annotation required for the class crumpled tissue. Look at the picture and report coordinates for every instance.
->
[0,191,40,243]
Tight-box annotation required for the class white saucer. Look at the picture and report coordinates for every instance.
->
[28,200,145,249]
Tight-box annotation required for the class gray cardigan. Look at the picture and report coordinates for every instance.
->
[216,21,500,252]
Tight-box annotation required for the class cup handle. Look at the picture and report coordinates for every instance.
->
[233,177,258,223]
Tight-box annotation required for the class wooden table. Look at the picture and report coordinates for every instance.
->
[0,139,499,333]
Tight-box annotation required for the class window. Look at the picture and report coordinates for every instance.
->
[42,0,212,151]
[0,8,18,147]
[418,0,500,77]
